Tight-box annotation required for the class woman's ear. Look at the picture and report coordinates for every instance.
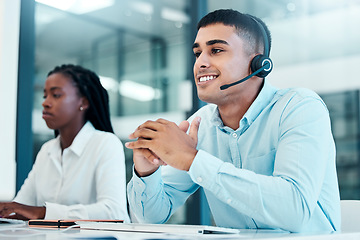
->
[80,97,90,111]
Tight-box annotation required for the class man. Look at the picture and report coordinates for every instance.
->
[125,9,340,233]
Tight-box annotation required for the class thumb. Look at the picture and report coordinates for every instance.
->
[178,120,189,133]
[189,116,201,142]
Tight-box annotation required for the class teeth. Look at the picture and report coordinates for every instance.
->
[199,75,216,82]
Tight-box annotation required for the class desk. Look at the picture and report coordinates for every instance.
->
[1,224,359,240]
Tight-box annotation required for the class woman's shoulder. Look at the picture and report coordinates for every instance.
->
[91,129,123,146]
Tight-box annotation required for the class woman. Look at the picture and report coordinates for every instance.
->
[0,64,130,222]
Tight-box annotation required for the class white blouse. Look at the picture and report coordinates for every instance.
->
[14,122,130,222]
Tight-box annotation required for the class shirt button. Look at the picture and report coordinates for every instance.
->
[227,199,232,204]
[232,133,238,138]
[197,177,203,183]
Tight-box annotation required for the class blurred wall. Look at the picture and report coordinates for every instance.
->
[0,0,20,200]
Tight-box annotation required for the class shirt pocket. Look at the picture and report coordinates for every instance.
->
[245,149,276,176]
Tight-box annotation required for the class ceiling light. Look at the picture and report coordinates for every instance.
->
[161,7,190,23]
[119,80,162,102]
[130,1,154,15]
[100,76,118,92]
[35,0,114,14]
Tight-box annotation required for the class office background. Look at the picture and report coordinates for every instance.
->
[1,0,360,225]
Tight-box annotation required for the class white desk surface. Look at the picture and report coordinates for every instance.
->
[0,223,359,240]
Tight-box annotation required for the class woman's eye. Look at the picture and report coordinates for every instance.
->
[53,94,61,98]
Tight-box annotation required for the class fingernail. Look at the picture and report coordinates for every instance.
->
[153,159,159,164]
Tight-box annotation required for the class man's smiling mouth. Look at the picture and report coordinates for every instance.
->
[199,75,218,82]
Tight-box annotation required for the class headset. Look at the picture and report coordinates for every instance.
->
[220,16,273,90]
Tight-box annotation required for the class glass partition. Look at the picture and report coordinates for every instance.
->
[32,0,360,225]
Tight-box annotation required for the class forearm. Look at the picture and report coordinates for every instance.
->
[127,166,199,223]
[127,168,172,223]
[189,150,320,232]
[44,198,126,220]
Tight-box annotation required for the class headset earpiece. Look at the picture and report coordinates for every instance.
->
[220,15,274,90]
[250,54,273,78]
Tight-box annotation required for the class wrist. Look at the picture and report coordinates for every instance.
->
[134,166,158,178]
[184,149,198,171]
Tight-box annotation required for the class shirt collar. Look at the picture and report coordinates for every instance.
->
[67,121,96,157]
[210,80,278,129]
[48,121,96,158]
[242,80,278,125]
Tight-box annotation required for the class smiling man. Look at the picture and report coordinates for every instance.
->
[126,9,340,233]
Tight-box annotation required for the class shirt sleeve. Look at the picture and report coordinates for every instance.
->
[127,166,199,223]
[13,144,48,205]
[13,169,37,205]
[188,97,336,232]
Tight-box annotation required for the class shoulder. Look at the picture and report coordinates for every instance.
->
[276,87,324,104]
[188,104,217,122]
[83,130,125,163]
[273,87,328,112]
[37,137,58,154]
[272,88,331,128]
[91,130,123,147]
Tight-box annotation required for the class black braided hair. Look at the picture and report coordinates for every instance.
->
[47,64,114,134]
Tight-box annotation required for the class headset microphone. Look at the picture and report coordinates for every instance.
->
[220,58,272,90]
[220,16,273,90]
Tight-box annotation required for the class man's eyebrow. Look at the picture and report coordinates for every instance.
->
[192,39,229,49]
[207,39,229,46]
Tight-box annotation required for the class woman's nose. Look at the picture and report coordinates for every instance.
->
[42,97,50,108]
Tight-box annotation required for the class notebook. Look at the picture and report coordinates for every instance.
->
[28,219,123,228]
[76,222,241,235]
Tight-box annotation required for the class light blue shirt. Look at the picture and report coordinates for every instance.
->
[127,80,340,233]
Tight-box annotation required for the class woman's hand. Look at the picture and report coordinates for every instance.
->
[0,202,46,220]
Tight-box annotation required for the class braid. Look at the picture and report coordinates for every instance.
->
[48,64,114,133]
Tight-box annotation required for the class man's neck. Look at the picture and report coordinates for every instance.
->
[217,80,263,130]
[218,99,252,130]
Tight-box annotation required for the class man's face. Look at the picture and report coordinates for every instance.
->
[192,23,253,104]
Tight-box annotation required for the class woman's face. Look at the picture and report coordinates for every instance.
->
[42,73,86,131]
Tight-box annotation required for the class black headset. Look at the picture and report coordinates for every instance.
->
[249,16,273,78]
[220,16,273,90]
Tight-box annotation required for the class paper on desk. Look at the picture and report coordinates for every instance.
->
[0,218,26,226]
[76,222,241,235]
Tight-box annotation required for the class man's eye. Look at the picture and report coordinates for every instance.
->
[211,48,223,54]
[53,94,61,98]
[193,51,201,58]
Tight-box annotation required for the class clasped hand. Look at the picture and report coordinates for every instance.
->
[125,117,201,176]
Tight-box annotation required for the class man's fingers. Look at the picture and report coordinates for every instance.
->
[189,117,201,142]
[141,148,167,166]
[178,120,189,133]
[125,138,151,149]
[130,128,157,140]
